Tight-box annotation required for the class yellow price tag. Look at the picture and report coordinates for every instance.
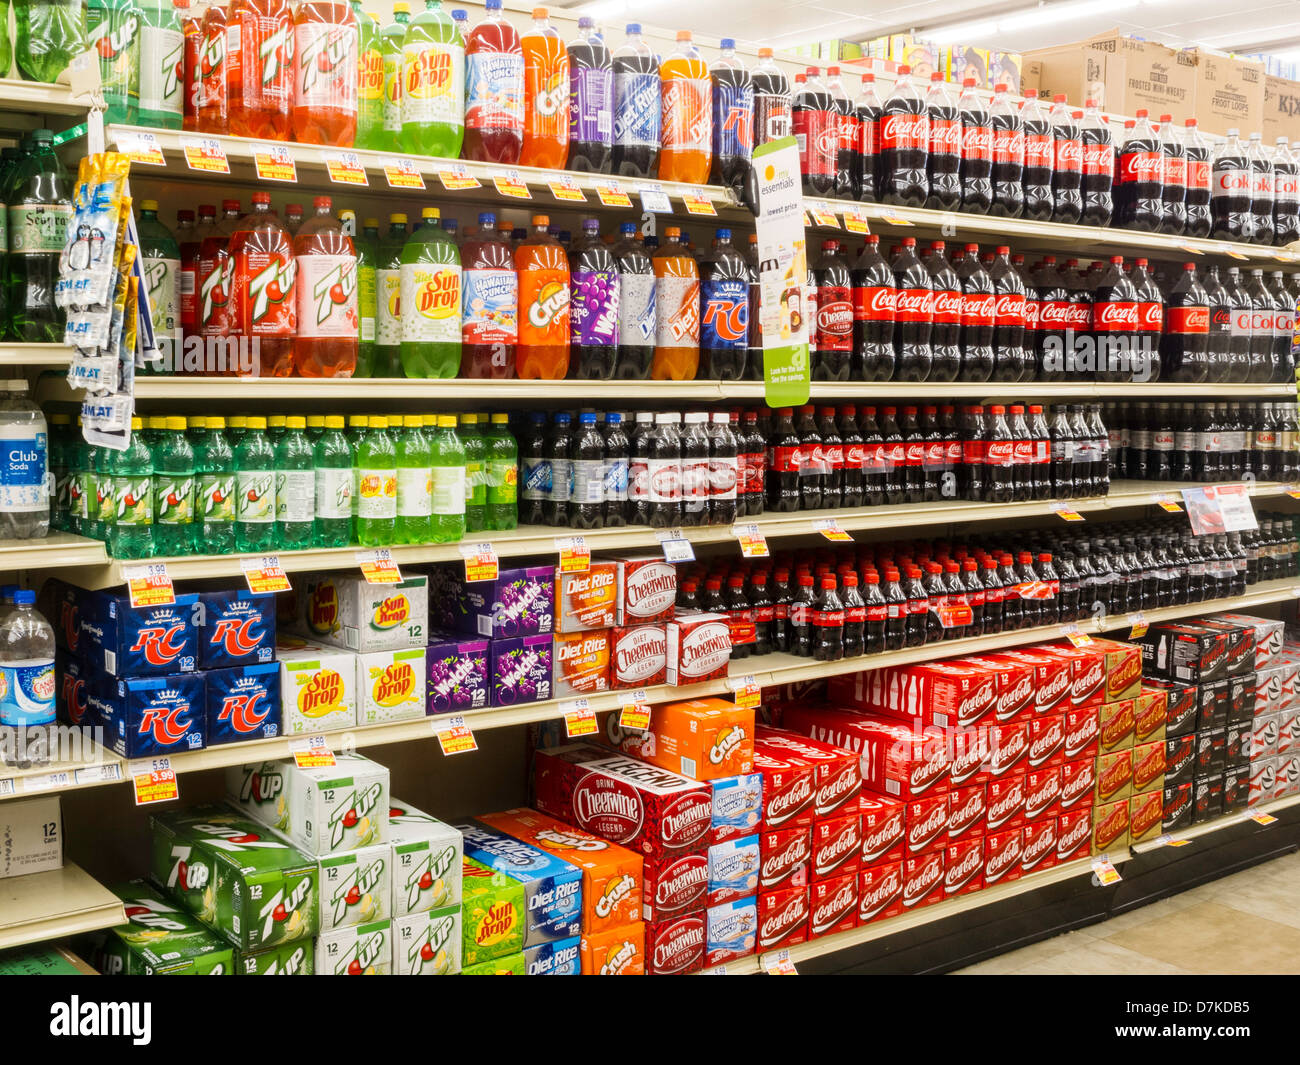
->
[562,700,597,737]
[438,166,482,190]
[322,150,369,185]
[555,535,590,573]
[814,519,853,542]
[493,170,532,198]
[596,182,632,208]
[880,214,914,226]
[683,189,717,215]
[1063,625,1093,648]
[290,736,336,769]
[1053,504,1085,522]
[809,203,839,228]
[548,178,587,202]
[241,555,291,595]
[763,949,798,975]
[733,523,769,558]
[729,675,761,709]
[181,136,230,174]
[357,549,402,584]
[255,145,298,182]
[1249,811,1278,825]
[1128,612,1148,640]
[117,129,166,166]
[124,564,175,608]
[843,208,870,234]
[461,543,499,583]
[1091,856,1122,885]
[132,759,179,806]
[434,716,478,755]
[384,158,426,189]
[619,691,651,731]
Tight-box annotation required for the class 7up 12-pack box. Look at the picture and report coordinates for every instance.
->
[393,906,461,975]
[87,879,234,975]
[150,803,318,951]
[389,799,463,916]
[233,939,314,975]
[296,575,427,653]
[318,844,391,931]
[315,918,392,976]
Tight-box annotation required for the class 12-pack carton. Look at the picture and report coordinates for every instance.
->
[297,575,427,652]
[615,697,755,781]
[197,588,276,669]
[392,906,461,975]
[233,939,313,975]
[553,629,611,697]
[580,922,646,974]
[90,880,234,975]
[78,591,199,677]
[317,844,391,932]
[555,563,619,631]
[435,564,554,638]
[426,635,489,713]
[276,638,357,734]
[610,556,677,626]
[389,799,463,915]
[314,918,391,975]
[205,662,280,746]
[356,647,426,726]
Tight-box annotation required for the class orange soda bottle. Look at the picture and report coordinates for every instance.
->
[519,7,568,170]
[652,226,700,380]
[294,196,359,377]
[228,0,294,139]
[196,0,230,133]
[292,0,360,146]
[230,192,297,378]
[659,30,712,185]
[199,198,241,344]
[514,214,570,379]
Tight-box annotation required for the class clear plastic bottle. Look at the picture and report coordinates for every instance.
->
[355,414,397,545]
[0,590,55,769]
[0,380,48,539]
[483,412,517,530]
[153,416,196,555]
[460,412,486,532]
[108,417,154,559]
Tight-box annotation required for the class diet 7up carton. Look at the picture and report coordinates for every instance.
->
[283,751,389,855]
[389,799,463,915]
[150,803,318,951]
[226,761,290,832]
[393,905,461,975]
[89,879,234,975]
[319,844,391,931]
[277,638,357,734]
[233,939,314,975]
[298,575,428,652]
[314,918,392,976]
[356,647,427,726]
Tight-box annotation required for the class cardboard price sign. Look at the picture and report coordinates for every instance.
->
[733,523,769,558]
[619,690,651,731]
[241,555,291,595]
[124,564,175,608]
[356,549,402,584]
[434,715,478,755]
[555,535,590,573]
[181,137,230,174]
[255,145,298,182]
[460,542,499,583]
[562,699,597,738]
[132,758,179,806]
[289,735,336,769]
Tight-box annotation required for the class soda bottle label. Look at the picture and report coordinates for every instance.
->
[296,254,357,338]
[90,7,141,102]
[401,263,461,343]
[713,81,753,158]
[431,465,465,515]
[656,276,700,348]
[572,269,620,345]
[275,470,314,523]
[1119,150,1161,184]
[662,76,710,151]
[462,268,518,344]
[614,70,661,148]
[601,456,626,501]
[1024,131,1053,170]
[239,249,297,336]
[143,256,181,339]
[465,51,524,131]
[1083,141,1114,176]
[524,47,568,141]
[0,663,55,729]
[357,468,398,518]
[109,475,152,526]
[236,470,274,523]
[154,475,194,525]
[793,107,836,177]
[228,22,243,96]
[647,457,680,502]
[550,457,571,502]
[199,473,235,523]
[141,25,185,117]
[488,459,518,504]
[377,268,401,345]
[700,278,747,350]
[0,426,47,514]
[358,264,376,342]
[618,272,656,344]
[570,65,612,143]
[572,458,604,503]
[8,205,72,254]
[297,22,359,113]
[710,455,738,500]
[404,40,465,127]
[518,269,570,344]
[397,466,432,516]
[521,455,549,500]
[1212,166,1251,199]
[239,13,293,108]
[199,20,228,107]
[756,93,791,143]
[383,52,402,134]
[815,284,852,351]
[880,112,927,151]
[315,467,351,518]
[360,43,385,105]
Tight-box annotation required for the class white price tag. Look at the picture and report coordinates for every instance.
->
[1091,855,1122,885]
[21,770,71,793]
[656,527,695,563]
[74,763,122,786]
[639,184,672,212]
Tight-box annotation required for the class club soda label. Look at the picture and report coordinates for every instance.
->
[397,466,432,516]
[614,70,660,148]
[276,470,314,523]
[236,470,274,523]
[297,255,357,338]
[403,40,464,127]
[200,473,236,523]
[297,22,358,112]
[376,268,402,345]
[462,267,518,345]
[618,272,656,344]
[572,269,619,345]
[401,263,461,343]
[154,475,195,525]
[466,50,524,129]
[0,429,47,513]
[570,65,612,143]
[315,467,352,519]
[9,205,73,255]
[141,25,185,117]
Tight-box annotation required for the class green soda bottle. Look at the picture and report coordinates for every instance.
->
[267,413,286,442]
[137,198,181,369]
[86,0,141,124]
[91,439,112,542]
[459,412,485,533]
[227,415,247,446]
[66,416,87,535]
[108,417,154,560]
[395,413,432,543]
[143,415,165,450]
[47,412,70,532]
[195,415,235,554]
[8,130,70,343]
[400,0,464,159]
[306,414,325,442]
[355,2,385,150]
[354,216,380,376]
[186,414,206,449]
[399,206,461,379]
[138,0,183,128]
[153,416,196,555]
[346,413,368,525]
[234,415,276,552]
[484,412,518,531]
[16,0,85,83]
[276,415,316,548]
[429,414,465,543]
[314,414,353,547]
[355,414,397,546]
[379,3,410,152]
[375,213,407,377]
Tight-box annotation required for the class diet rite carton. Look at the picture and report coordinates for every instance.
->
[276,638,357,734]
[523,936,582,975]
[298,575,427,652]
[280,752,389,856]
[580,922,646,974]
[78,591,199,677]
[393,905,461,975]
[314,919,392,975]
[552,628,611,697]
[389,799,463,915]
[475,807,642,934]
[455,822,583,946]
[205,662,280,746]
[90,880,234,975]
[150,803,318,950]
[233,939,313,975]
[555,562,619,632]
[318,844,391,931]
[356,647,427,726]
[461,856,526,965]
[92,672,207,759]
[197,588,276,670]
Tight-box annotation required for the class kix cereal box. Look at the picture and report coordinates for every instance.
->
[476,807,643,934]
[276,638,356,733]
[314,918,391,975]
[555,562,619,632]
[553,628,611,697]
[460,857,527,965]
[393,905,461,975]
[389,799,463,915]
[580,922,646,975]
[318,844,391,931]
[297,575,427,653]
[621,697,755,781]
[356,647,427,726]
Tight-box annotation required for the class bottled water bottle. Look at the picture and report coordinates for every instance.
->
[0,590,56,768]
[0,380,49,539]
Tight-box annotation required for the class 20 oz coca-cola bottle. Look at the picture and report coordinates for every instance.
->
[1048,94,1082,224]
[1184,118,1212,238]
[1019,90,1053,222]
[989,83,1024,218]
[1080,98,1113,227]
[1211,129,1252,242]
[878,65,928,208]
[957,76,991,214]
[1157,114,1187,236]
[924,72,960,211]
[1116,110,1162,232]
[852,234,895,381]
[892,237,932,382]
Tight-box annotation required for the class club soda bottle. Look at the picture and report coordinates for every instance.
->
[520,7,568,169]
[460,412,486,532]
[233,415,276,551]
[7,131,70,343]
[393,414,432,543]
[272,415,314,547]
[227,0,292,138]
[378,3,409,151]
[569,217,620,379]
[515,214,570,379]
[400,205,461,378]
[401,0,463,157]
[430,414,466,542]
[463,0,523,164]
[229,192,296,378]
[87,0,141,124]
[312,414,352,545]
[374,212,407,376]
[194,414,235,552]
[611,23,659,179]
[461,211,517,378]
[613,223,654,379]
[351,215,379,375]
[152,417,195,555]
[659,30,711,185]
[15,0,85,83]
[294,196,358,377]
[137,199,182,367]
[353,3,385,148]
[0,589,55,769]
[139,0,184,128]
[293,0,358,146]
[652,226,700,381]
[355,414,396,545]
[567,17,612,174]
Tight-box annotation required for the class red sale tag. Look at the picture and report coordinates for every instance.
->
[181,136,230,174]
[255,145,297,182]
[493,170,532,198]
[290,735,335,769]
[548,177,587,202]
[357,549,401,584]
[683,188,717,215]
[323,150,368,185]
[460,542,499,582]
[619,690,651,731]
[563,699,597,738]
[384,158,426,189]
[132,758,179,806]
[596,182,632,208]
[241,555,291,594]
[438,166,482,190]
[555,535,590,573]
[124,564,175,608]
[434,716,478,755]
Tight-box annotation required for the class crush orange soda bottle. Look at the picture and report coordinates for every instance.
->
[652,226,700,380]
[228,0,294,139]
[519,7,567,169]
[292,0,359,146]
[659,30,711,184]
[230,192,296,377]
[515,214,569,379]
[294,196,359,377]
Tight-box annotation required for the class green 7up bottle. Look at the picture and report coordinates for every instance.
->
[87,0,142,125]
[235,415,277,552]
[195,416,235,553]
[139,0,184,128]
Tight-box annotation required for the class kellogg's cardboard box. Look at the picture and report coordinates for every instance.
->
[297,575,426,652]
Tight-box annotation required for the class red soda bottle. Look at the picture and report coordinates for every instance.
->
[461,211,518,378]
[292,0,360,146]
[230,192,297,378]
[179,205,210,340]
[197,0,230,133]
[179,0,203,131]
[199,199,241,344]
[228,0,294,139]
[294,196,359,377]
[464,0,524,164]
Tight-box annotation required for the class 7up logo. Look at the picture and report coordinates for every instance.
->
[248,256,297,326]
[160,37,184,103]
[144,258,170,304]
[331,855,386,925]
[200,259,233,327]
[300,23,356,99]
[259,876,312,942]
[310,258,357,328]
[92,13,139,65]
[327,780,383,848]
[260,24,293,88]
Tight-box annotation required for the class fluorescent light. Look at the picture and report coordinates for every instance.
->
[923,0,1178,44]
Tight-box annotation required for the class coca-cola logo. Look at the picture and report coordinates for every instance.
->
[1110,653,1142,695]
[1130,792,1163,838]
[1021,822,1056,869]
[902,855,943,907]
[930,118,961,153]
[993,126,1025,160]
[950,736,987,785]
[1056,138,1082,169]
[1065,714,1098,758]
[1073,658,1104,702]
[1163,786,1191,826]
[963,125,992,157]
[1098,754,1132,798]
[858,286,896,318]
[816,822,859,875]
[1095,301,1139,330]
[1039,666,1071,709]
[660,792,711,849]
[895,288,930,321]
[962,292,996,322]
[985,833,1022,884]
[908,746,949,794]
[957,678,997,724]
[761,832,811,884]
[881,112,927,149]
[766,773,814,826]
[1095,803,1128,849]
[987,778,1024,827]
[811,878,857,933]
[1121,150,1163,182]
[1132,746,1165,791]
[859,866,903,921]
[998,672,1035,720]
[948,789,985,837]
[988,728,1028,775]
[861,809,905,862]
[907,802,948,852]
[1038,300,1072,326]
[571,775,643,843]
[932,291,963,321]
[653,854,708,910]
[1028,720,1064,765]
[945,843,982,891]
[1102,708,1134,749]
[1025,772,1061,818]
[651,916,704,974]
[816,766,860,816]
[760,893,810,944]
[993,293,1024,318]
[1060,761,1095,806]
[1057,812,1091,858]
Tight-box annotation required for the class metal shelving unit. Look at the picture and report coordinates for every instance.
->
[0,864,125,951]
[0,532,107,572]
[1128,793,1300,855]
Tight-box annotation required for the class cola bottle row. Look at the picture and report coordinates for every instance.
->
[1103,401,1300,483]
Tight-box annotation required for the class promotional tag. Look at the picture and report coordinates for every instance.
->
[323,150,368,185]
[639,184,672,213]
[619,691,651,731]
[434,715,478,755]
[729,675,761,709]
[1153,834,1191,847]
[562,699,597,738]
[1248,811,1278,825]
[493,170,532,198]
[116,129,166,165]
[1091,855,1122,885]
[255,145,297,182]
[1128,612,1148,640]
[75,763,122,786]
[357,549,401,584]
[21,771,72,794]
[683,188,717,215]
[124,564,175,608]
[656,527,695,563]
[438,165,482,190]
[460,542,499,583]
[289,735,336,769]
[1053,504,1085,521]
[132,758,179,806]
[555,535,590,573]
[733,523,769,558]
[813,519,852,542]
[1062,625,1093,648]
[842,207,870,234]
[879,214,914,226]
[763,949,798,975]
[241,555,291,595]
[181,136,230,174]
[548,177,587,202]
[596,182,632,208]
[384,158,426,189]
[809,202,839,228]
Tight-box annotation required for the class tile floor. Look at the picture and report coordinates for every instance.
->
[954,850,1300,975]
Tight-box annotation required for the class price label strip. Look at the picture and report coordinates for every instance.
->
[180,136,230,174]
[241,555,291,595]
[763,949,798,975]
[733,523,769,559]
[460,542,499,583]
[656,527,695,563]
[639,184,672,213]
[729,675,761,709]
[1247,811,1278,825]
[1128,612,1148,640]
[438,165,482,191]
[813,519,853,542]
[384,158,426,189]
[116,129,166,166]
[21,770,72,794]
[434,715,478,755]
[255,145,298,182]
[493,170,532,199]
[289,735,336,769]
[323,150,369,185]
[548,177,587,202]
[879,214,914,226]
[809,202,839,228]
[124,564,175,608]
[131,758,179,806]
[562,699,597,738]
[1091,855,1122,885]
[356,549,402,584]
[683,188,717,215]
[596,182,632,208]
[1052,503,1085,522]
[1153,833,1191,847]
[1062,624,1093,648]
[555,535,590,573]
[843,207,870,234]
[74,763,122,786]
[619,690,651,731]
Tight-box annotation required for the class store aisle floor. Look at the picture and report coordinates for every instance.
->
[954,850,1300,975]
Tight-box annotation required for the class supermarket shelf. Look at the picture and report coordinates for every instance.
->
[804,196,1300,264]
[0,863,125,951]
[0,343,74,367]
[0,78,92,120]
[1129,793,1300,855]
[0,532,108,572]
[62,479,1293,590]
[699,852,1126,974]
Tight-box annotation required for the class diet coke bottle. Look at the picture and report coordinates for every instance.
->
[1273,137,1300,245]
[1211,129,1252,242]
[1247,132,1275,245]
